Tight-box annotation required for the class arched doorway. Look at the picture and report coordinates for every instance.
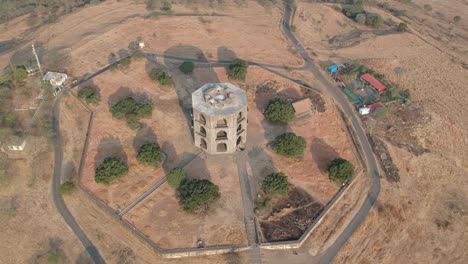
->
[237,111,243,122]
[200,126,206,137]
[199,114,206,125]
[200,138,207,150]
[216,143,227,152]
[237,124,242,133]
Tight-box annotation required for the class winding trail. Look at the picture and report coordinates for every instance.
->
[52,96,105,264]
[281,4,381,264]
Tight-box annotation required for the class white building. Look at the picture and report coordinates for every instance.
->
[43,72,68,87]
[1,136,27,152]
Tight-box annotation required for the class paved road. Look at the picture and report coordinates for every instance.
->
[52,96,105,264]
[235,152,262,264]
[281,4,381,264]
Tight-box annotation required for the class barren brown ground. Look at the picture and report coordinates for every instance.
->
[79,59,198,210]
[0,110,84,263]
[293,2,468,263]
[124,154,247,249]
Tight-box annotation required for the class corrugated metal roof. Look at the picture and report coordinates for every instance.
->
[361,73,387,93]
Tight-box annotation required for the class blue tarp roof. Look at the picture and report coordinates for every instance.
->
[327,64,339,73]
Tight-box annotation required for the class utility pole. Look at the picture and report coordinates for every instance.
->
[32,44,42,75]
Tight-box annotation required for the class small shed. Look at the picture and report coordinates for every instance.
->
[359,107,371,115]
[360,73,387,93]
[43,72,68,87]
[1,136,26,152]
[292,98,313,118]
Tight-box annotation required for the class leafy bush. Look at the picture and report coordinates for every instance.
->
[423,4,432,11]
[365,13,383,28]
[179,61,195,74]
[398,0,411,3]
[228,58,248,81]
[166,168,187,189]
[161,1,172,11]
[399,89,411,100]
[453,16,461,24]
[264,98,295,123]
[272,132,306,157]
[132,50,144,60]
[95,157,128,184]
[137,142,163,167]
[126,115,141,130]
[179,179,220,213]
[262,172,288,195]
[110,97,152,120]
[59,181,76,195]
[77,86,101,105]
[343,5,364,19]
[14,67,28,83]
[120,57,132,67]
[327,158,354,183]
[149,68,173,85]
[290,24,296,32]
[397,22,408,32]
[255,197,272,211]
[355,13,366,24]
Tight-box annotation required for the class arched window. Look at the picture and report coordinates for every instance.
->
[217,143,227,152]
[199,114,206,125]
[237,112,243,122]
[237,124,242,133]
[237,136,242,146]
[216,119,228,128]
[216,130,227,140]
[200,138,207,150]
[199,126,206,137]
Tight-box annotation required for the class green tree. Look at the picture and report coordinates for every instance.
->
[228,58,248,81]
[59,181,76,195]
[137,142,163,167]
[423,4,432,11]
[161,1,172,11]
[110,97,152,119]
[14,67,28,83]
[77,86,101,105]
[4,112,16,127]
[453,16,461,24]
[327,158,354,183]
[343,5,365,19]
[120,57,132,67]
[397,22,408,32]
[166,168,187,189]
[95,157,128,184]
[126,115,141,130]
[149,68,173,85]
[355,13,366,24]
[366,13,384,28]
[264,98,295,123]
[272,132,306,157]
[262,172,288,195]
[179,61,195,74]
[179,179,220,213]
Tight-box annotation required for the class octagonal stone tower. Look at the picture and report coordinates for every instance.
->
[192,83,247,154]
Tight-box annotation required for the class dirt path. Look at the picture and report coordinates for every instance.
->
[52,96,105,264]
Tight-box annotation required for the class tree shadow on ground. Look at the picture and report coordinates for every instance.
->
[132,124,157,151]
[185,155,211,181]
[247,146,276,195]
[217,46,236,62]
[159,44,224,138]
[62,160,76,182]
[311,138,339,173]
[94,136,127,168]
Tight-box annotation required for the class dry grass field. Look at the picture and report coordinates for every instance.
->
[124,154,247,249]
[2,0,467,263]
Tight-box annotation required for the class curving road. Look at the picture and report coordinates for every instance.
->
[52,96,105,264]
[281,4,381,264]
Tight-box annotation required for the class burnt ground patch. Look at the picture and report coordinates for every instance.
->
[258,187,323,242]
